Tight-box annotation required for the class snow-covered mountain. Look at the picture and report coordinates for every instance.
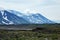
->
[0,9,54,25]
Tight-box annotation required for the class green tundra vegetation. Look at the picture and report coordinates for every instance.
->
[0,24,60,40]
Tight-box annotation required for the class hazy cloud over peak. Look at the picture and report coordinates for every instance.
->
[0,0,60,23]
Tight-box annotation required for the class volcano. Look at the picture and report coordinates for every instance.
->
[0,9,54,25]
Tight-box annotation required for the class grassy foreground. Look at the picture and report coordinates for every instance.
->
[0,30,60,40]
[0,24,60,40]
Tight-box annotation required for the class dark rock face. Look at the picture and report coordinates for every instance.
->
[0,10,54,25]
[0,10,29,25]
[0,11,3,23]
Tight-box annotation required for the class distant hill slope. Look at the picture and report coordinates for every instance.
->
[0,9,55,25]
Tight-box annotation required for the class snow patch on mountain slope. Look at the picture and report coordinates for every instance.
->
[0,8,55,24]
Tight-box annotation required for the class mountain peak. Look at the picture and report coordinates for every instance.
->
[0,9,55,25]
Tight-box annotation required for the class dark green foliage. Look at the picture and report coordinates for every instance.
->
[0,24,60,40]
[0,30,60,40]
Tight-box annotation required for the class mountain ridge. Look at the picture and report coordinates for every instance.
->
[0,9,55,25]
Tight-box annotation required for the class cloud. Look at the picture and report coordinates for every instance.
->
[53,0,60,3]
[0,0,45,11]
[0,0,60,22]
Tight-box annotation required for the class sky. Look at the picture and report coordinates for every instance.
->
[0,0,60,23]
